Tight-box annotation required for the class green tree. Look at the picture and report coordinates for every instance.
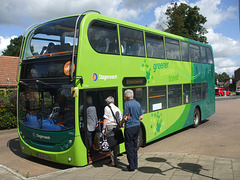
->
[215,72,230,84]
[165,2,208,43]
[220,72,230,81]
[2,36,23,56]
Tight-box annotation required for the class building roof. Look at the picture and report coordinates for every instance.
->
[0,56,19,88]
[234,67,240,73]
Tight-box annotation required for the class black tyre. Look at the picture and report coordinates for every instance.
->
[193,108,201,128]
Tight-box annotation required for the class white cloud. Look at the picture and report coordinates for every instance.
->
[214,57,238,76]
[122,0,157,12]
[0,36,17,55]
[0,0,151,56]
[149,4,169,30]
[206,29,240,58]
[0,0,154,26]
[208,30,240,76]
[150,0,239,76]
[150,0,237,32]
[1,0,239,76]
[149,0,188,30]
[190,0,237,29]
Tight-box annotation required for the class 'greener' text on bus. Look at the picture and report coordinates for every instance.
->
[153,62,169,72]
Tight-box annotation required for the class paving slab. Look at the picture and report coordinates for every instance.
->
[1,152,240,180]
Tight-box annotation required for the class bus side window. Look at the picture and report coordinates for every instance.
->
[192,83,202,102]
[190,44,200,63]
[123,87,147,114]
[206,47,213,64]
[181,41,189,61]
[146,32,165,59]
[119,26,145,57]
[202,82,208,100]
[200,46,207,63]
[149,86,167,112]
[88,20,119,55]
[168,84,182,108]
[183,84,191,104]
[121,41,127,54]
[165,38,180,60]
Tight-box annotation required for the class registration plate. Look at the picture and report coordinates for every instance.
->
[38,153,50,161]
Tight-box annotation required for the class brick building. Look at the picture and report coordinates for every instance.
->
[235,68,240,88]
[0,56,19,94]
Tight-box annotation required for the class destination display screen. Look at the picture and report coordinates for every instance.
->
[122,77,146,87]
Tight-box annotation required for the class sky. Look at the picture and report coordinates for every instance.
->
[0,0,239,76]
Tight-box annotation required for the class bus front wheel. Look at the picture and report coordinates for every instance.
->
[193,108,201,128]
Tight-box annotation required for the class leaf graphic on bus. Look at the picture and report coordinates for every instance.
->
[142,60,152,84]
[146,71,151,81]
[156,119,162,133]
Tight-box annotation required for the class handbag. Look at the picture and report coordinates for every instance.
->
[106,105,124,148]
[99,135,110,154]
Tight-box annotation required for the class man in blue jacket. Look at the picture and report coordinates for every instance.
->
[121,89,143,172]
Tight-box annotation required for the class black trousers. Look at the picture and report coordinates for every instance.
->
[106,125,118,166]
[124,125,140,170]
[87,130,96,157]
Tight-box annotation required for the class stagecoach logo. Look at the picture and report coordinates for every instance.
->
[92,73,98,81]
[32,132,50,140]
[92,73,117,81]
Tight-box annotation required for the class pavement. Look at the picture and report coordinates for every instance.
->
[1,152,240,180]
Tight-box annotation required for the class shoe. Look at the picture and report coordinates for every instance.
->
[122,167,135,172]
[107,164,116,167]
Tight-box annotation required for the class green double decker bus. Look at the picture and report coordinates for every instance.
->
[17,11,215,166]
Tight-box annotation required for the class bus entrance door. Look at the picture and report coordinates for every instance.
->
[79,88,118,163]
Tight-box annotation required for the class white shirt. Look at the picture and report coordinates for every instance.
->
[103,104,122,126]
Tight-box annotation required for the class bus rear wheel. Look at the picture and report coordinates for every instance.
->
[193,108,201,128]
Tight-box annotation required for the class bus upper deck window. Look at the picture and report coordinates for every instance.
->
[190,44,200,63]
[206,47,213,64]
[119,26,145,57]
[165,38,180,60]
[146,33,165,59]
[88,21,119,55]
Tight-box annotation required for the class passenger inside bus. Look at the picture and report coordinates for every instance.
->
[86,96,98,159]
[40,42,55,55]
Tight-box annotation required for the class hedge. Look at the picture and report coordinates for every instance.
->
[0,90,17,130]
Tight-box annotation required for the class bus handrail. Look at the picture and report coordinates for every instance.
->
[26,50,73,59]
[71,10,101,81]
[17,23,41,82]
